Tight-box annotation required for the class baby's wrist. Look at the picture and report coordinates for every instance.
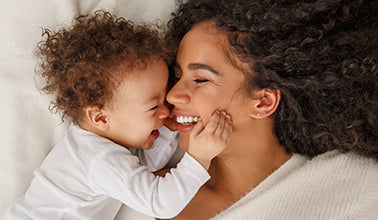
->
[188,152,212,170]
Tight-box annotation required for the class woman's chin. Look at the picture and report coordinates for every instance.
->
[178,132,190,152]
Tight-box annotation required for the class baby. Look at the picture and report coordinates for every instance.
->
[0,11,232,219]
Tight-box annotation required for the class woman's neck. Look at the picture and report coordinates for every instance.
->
[206,119,291,198]
[170,119,292,220]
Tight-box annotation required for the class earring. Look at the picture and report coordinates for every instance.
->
[257,113,261,116]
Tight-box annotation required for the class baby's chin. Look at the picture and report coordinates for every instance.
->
[141,140,154,150]
[140,129,160,150]
[138,139,154,150]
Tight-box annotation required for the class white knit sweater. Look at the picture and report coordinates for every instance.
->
[212,151,378,220]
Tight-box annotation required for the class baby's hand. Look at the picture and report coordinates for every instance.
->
[188,111,232,170]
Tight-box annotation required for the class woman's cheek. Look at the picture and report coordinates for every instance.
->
[193,92,219,124]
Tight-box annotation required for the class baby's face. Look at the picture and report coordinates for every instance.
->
[104,58,169,149]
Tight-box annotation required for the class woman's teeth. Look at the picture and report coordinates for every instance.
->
[176,116,201,124]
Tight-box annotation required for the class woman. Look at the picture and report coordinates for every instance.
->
[164,0,377,219]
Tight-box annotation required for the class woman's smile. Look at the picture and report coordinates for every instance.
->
[173,111,202,133]
[176,115,201,124]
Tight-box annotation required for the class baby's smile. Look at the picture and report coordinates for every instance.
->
[150,129,160,140]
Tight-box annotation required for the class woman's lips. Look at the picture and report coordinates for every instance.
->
[176,123,197,133]
[174,114,202,133]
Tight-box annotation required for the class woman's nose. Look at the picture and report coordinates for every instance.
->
[166,80,190,105]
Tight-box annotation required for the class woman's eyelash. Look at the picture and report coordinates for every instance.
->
[193,78,209,83]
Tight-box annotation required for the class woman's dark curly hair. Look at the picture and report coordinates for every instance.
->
[166,0,377,159]
[36,10,171,124]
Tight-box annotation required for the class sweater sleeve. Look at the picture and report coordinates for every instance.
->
[130,126,179,172]
[88,149,209,219]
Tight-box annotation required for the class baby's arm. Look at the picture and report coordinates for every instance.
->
[88,111,232,219]
[188,111,232,170]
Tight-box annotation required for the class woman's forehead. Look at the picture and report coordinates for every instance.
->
[178,20,250,77]
[178,22,229,61]
[183,20,225,43]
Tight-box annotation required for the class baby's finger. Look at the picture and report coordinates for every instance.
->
[204,111,220,134]
[214,111,227,137]
[222,116,233,141]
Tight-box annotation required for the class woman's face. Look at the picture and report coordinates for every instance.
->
[167,21,254,151]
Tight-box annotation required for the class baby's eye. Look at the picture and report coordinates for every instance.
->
[193,78,209,83]
[149,106,159,111]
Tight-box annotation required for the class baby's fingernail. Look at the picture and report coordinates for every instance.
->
[221,111,226,116]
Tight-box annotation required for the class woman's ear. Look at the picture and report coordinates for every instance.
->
[250,89,281,119]
[84,105,109,130]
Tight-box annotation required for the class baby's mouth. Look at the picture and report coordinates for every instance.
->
[176,115,201,125]
[150,129,160,140]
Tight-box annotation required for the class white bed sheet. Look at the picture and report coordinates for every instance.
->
[0,0,176,219]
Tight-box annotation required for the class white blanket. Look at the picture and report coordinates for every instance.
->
[0,1,175,219]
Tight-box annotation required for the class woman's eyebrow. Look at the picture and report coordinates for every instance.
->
[188,63,220,75]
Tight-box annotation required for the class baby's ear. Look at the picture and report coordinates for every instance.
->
[84,105,109,130]
[249,89,281,119]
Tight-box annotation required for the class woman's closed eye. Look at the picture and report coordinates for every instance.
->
[193,78,209,83]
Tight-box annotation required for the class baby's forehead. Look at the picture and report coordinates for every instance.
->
[111,56,166,77]
[110,57,168,99]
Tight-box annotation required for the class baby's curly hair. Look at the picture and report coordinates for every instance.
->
[167,0,377,159]
[36,10,171,124]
